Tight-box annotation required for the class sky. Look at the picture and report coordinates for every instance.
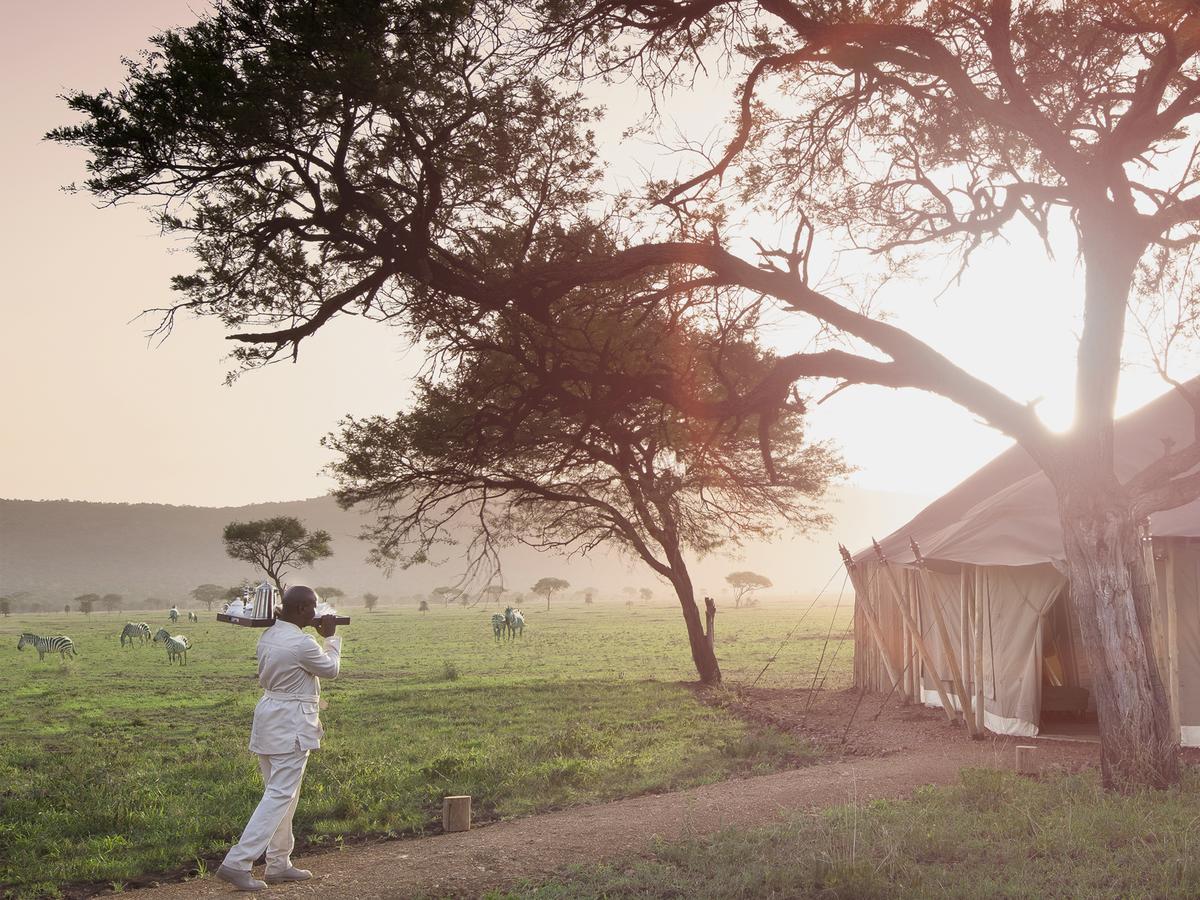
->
[0,3,1181,509]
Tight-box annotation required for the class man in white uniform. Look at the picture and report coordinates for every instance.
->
[217,585,342,891]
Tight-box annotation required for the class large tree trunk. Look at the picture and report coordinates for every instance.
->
[1058,478,1179,789]
[662,548,721,684]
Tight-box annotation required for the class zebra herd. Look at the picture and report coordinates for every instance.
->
[17,614,198,666]
[491,606,525,640]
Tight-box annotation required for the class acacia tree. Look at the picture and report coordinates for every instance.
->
[363,592,379,612]
[191,583,227,611]
[100,593,123,614]
[532,578,569,612]
[222,517,332,593]
[726,572,771,609]
[53,0,1200,784]
[328,296,843,683]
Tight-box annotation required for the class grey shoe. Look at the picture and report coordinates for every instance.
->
[264,866,313,884]
[216,864,268,892]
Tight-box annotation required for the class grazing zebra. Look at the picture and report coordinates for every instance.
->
[504,606,525,639]
[153,628,191,665]
[168,607,180,623]
[18,633,77,661]
[187,611,198,622]
[120,622,152,647]
[491,613,506,641]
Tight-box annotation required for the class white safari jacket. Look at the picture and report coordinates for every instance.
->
[248,619,342,754]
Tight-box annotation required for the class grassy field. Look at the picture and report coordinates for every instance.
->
[0,598,852,897]
[494,768,1200,898]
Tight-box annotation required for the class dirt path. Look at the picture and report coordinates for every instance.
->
[129,692,1102,899]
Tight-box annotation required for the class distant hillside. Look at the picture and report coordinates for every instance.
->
[0,487,926,608]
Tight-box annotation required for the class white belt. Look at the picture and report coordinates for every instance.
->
[262,690,319,703]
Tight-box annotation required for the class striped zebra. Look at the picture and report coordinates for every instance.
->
[18,633,77,661]
[187,611,198,622]
[491,613,506,641]
[120,622,152,647]
[153,628,191,665]
[168,607,180,624]
[504,606,525,639]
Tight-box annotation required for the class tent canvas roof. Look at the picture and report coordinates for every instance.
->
[853,380,1200,568]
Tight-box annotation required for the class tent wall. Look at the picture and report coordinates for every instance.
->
[853,560,1065,736]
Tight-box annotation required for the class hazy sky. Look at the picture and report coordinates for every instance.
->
[0,3,1179,508]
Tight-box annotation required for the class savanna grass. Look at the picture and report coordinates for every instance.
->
[1,599,845,895]
[495,767,1200,899]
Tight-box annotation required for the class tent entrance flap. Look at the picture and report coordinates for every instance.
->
[1039,587,1097,736]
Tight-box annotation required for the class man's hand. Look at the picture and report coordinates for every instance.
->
[315,614,338,638]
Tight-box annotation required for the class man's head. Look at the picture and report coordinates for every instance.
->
[279,585,318,626]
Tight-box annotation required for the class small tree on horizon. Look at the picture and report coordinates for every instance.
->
[639,588,653,603]
[315,587,345,602]
[417,599,429,613]
[63,604,70,615]
[532,577,569,611]
[432,586,461,606]
[222,517,332,593]
[191,584,226,612]
[726,572,772,609]
[76,594,97,616]
[363,592,379,613]
[100,593,122,614]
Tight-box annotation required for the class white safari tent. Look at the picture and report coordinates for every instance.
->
[848,383,1200,744]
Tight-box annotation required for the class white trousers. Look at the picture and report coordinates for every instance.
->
[223,745,310,872]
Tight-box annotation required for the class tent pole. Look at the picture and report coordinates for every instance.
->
[839,545,902,695]
[910,573,922,702]
[1165,540,1181,739]
[960,565,971,708]
[871,540,957,724]
[903,570,914,702]
[911,539,977,737]
[974,566,986,734]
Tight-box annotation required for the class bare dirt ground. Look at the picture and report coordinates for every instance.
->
[117,687,1117,900]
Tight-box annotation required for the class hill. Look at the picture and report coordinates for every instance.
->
[0,487,926,609]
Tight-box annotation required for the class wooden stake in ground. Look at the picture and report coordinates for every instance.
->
[910,538,977,738]
[872,540,956,724]
[443,796,471,833]
[1015,745,1039,776]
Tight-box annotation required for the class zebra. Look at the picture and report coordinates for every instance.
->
[168,607,180,624]
[153,628,191,665]
[187,611,198,622]
[120,622,152,647]
[491,613,506,641]
[504,606,525,639]
[18,633,77,661]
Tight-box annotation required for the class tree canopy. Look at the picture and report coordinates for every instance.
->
[222,516,333,592]
[726,571,772,608]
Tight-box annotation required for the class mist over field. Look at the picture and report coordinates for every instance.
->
[0,486,923,605]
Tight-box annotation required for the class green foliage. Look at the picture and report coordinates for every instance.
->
[190,584,227,611]
[1,602,829,894]
[727,571,772,608]
[222,516,332,590]
[363,592,379,612]
[505,768,1200,899]
[74,593,98,615]
[533,578,570,610]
